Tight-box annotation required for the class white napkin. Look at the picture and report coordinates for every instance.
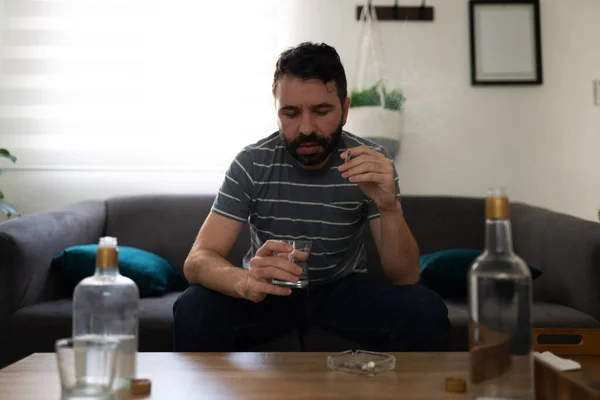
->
[534,351,582,371]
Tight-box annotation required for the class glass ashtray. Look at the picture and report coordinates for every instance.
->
[326,350,396,376]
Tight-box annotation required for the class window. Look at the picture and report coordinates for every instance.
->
[0,0,284,173]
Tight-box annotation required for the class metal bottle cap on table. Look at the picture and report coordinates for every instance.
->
[445,377,466,393]
[130,378,152,395]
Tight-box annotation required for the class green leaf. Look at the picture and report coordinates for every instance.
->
[0,149,17,163]
[0,200,20,218]
[350,82,383,108]
[382,87,406,111]
[349,81,406,111]
[0,189,3,199]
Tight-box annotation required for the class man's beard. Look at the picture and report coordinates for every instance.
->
[281,123,343,167]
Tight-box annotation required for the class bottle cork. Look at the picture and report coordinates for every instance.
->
[445,377,466,393]
[130,378,151,396]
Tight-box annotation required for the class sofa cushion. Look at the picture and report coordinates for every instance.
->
[104,195,215,273]
[9,295,600,359]
[400,196,486,254]
[444,300,600,351]
[9,292,183,362]
[419,249,543,298]
[52,245,189,297]
[8,291,304,359]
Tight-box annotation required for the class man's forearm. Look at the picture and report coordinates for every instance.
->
[183,249,248,299]
[378,201,420,285]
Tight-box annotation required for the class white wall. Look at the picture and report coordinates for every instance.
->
[509,0,600,222]
[279,0,600,222]
[1,0,599,222]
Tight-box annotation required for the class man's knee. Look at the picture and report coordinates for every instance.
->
[392,284,450,350]
[173,284,225,322]
[410,284,450,330]
[172,285,232,351]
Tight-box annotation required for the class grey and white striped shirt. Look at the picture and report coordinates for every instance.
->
[211,130,401,285]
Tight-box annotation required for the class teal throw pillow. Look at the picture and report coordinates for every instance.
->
[52,244,189,297]
[419,249,542,298]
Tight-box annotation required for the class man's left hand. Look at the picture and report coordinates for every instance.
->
[338,146,398,212]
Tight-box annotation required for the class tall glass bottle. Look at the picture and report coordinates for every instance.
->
[72,237,140,391]
[467,188,533,399]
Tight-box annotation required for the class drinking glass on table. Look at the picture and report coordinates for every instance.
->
[272,240,312,289]
[55,336,120,400]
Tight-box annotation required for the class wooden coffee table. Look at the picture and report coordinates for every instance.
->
[0,352,470,399]
[3,349,600,399]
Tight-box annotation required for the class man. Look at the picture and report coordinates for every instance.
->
[172,42,449,352]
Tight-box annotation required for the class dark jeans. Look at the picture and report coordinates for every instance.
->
[172,273,450,352]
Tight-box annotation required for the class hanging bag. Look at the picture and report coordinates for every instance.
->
[345,1,406,157]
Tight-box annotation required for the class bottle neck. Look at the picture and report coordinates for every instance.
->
[484,218,514,255]
[94,265,119,278]
[95,246,119,277]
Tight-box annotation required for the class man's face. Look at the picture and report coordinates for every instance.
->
[274,76,350,169]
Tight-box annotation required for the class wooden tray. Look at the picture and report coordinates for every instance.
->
[534,328,600,400]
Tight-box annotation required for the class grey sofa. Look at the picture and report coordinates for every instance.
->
[1,194,600,369]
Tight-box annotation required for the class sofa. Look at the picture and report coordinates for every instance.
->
[1,194,600,368]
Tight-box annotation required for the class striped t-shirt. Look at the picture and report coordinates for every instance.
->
[211,130,401,285]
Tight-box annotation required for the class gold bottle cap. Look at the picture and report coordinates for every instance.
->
[96,236,118,269]
[130,378,151,395]
[445,377,466,393]
[485,187,509,220]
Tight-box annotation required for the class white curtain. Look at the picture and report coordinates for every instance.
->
[0,0,284,172]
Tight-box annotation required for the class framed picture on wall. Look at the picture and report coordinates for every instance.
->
[469,0,543,85]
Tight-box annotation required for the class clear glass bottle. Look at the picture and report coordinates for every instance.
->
[467,187,534,400]
[72,237,140,391]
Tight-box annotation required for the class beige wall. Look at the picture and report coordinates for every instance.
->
[1,0,599,221]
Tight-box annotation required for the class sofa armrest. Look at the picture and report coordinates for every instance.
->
[0,200,106,316]
[512,203,600,322]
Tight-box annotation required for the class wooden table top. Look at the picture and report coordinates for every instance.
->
[0,352,472,400]
[3,351,600,399]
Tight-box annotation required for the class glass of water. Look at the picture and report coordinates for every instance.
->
[55,336,120,400]
[272,239,312,289]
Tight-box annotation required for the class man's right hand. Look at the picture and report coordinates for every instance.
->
[239,240,303,303]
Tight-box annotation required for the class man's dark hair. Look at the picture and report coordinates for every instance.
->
[272,42,347,104]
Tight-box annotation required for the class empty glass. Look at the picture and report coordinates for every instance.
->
[272,239,312,289]
[55,336,120,400]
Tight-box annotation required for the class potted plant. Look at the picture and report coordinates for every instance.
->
[345,80,406,157]
[344,2,406,158]
[0,148,20,218]
[349,79,406,111]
